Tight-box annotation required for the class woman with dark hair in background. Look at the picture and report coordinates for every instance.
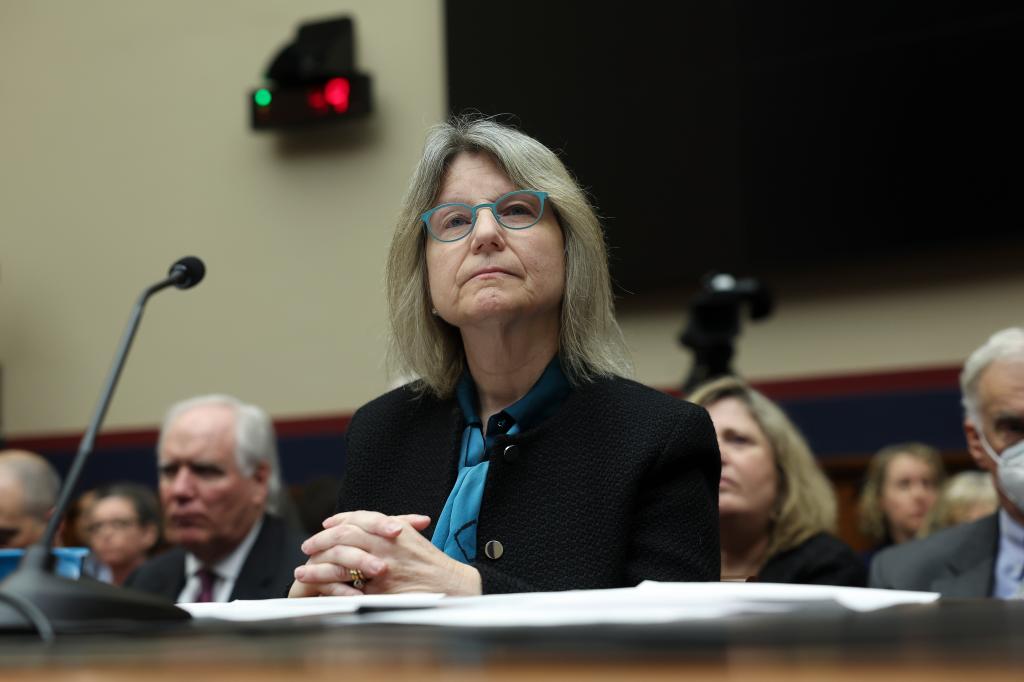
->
[689,376,865,586]
[61,489,97,549]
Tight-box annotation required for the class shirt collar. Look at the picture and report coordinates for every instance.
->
[993,508,1024,597]
[456,356,571,433]
[184,515,264,581]
[1000,508,1024,550]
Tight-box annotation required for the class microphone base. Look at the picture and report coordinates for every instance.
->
[0,564,190,636]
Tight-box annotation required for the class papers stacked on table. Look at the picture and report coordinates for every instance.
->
[179,581,939,626]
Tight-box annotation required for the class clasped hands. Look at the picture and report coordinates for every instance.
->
[288,510,482,598]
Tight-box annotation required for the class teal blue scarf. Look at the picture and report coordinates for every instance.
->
[430,357,571,563]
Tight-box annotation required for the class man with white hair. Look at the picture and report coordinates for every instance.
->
[126,395,305,602]
[870,327,1024,597]
[0,450,61,548]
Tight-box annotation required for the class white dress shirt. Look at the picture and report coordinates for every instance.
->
[992,509,1024,599]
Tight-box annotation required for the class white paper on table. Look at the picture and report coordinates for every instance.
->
[179,582,940,626]
[179,593,446,621]
[353,582,939,628]
[634,580,940,612]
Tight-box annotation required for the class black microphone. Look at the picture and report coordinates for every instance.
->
[168,256,205,290]
[0,257,206,639]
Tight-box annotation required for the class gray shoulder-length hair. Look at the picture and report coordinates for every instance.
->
[688,376,838,559]
[385,115,632,397]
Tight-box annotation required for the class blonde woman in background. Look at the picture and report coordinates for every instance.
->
[925,471,998,533]
[857,443,946,564]
[689,376,865,586]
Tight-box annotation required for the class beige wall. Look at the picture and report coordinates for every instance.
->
[620,262,1024,391]
[2,1,1021,438]
[1,0,445,436]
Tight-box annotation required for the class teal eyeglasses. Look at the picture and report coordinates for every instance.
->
[421,190,549,243]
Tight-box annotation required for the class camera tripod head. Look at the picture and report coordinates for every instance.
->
[680,273,774,394]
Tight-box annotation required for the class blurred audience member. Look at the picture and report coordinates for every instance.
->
[689,377,866,586]
[86,483,161,585]
[125,394,305,602]
[0,450,61,548]
[62,488,97,547]
[924,471,999,534]
[871,327,1024,597]
[857,442,945,561]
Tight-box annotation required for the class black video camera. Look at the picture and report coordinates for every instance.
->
[680,273,774,394]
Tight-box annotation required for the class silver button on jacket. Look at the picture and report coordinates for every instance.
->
[484,540,504,560]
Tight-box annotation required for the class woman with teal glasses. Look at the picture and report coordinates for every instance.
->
[290,116,720,596]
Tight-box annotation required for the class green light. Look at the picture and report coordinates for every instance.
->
[254,89,272,107]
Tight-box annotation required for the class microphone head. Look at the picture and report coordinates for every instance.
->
[168,256,206,289]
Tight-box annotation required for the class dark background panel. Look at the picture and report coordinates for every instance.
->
[22,385,958,490]
[19,435,347,502]
[445,1,1024,295]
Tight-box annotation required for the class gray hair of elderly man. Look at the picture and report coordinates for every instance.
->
[0,450,62,520]
[157,395,282,515]
[960,326,1024,418]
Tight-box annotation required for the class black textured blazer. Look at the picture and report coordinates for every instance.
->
[338,376,721,594]
[125,514,307,602]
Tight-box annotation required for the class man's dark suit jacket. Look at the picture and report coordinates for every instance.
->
[868,513,999,597]
[125,514,307,602]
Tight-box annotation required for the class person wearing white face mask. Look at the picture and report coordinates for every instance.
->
[871,327,1024,598]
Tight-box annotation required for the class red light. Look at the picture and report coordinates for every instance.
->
[307,89,327,111]
[324,78,350,113]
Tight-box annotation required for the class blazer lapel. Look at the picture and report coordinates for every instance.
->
[229,515,276,600]
[156,549,188,602]
[932,514,1000,597]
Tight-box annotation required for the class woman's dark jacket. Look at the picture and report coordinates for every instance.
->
[337,376,721,594]
[759,532,867,587]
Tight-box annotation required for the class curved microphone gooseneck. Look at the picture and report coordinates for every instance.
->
[0,256,206,640]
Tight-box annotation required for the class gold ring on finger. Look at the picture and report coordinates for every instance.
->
[348,568,367,589]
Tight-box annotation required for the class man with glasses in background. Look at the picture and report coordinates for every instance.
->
[871,327,1024,598]
[84,482,162,586]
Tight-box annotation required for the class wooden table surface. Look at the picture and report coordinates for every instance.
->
[1,598,1022,680]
